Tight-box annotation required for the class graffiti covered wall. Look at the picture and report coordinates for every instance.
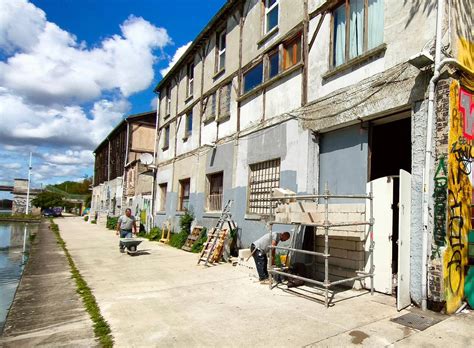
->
[445,80,474,314]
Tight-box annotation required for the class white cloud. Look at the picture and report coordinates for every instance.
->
[160,41,192,77]
[0,89,130,148]
[0,0,46,53]
[1,163,22,170]
[0,0,172,186]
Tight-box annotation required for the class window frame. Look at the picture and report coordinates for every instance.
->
[186,61,194,98]
[159,183,167,211]
[165,85,172,117]
[206,171,224,211]
[217,83,232,121]
[247,158,281,216]
[215,29,227,74]
[185,111,193,138]
[264,0,280,34]
[283,36,302,71]
[178,178,191,211]
[243,61,264,94]
[162,125,170,150]
[330,0,384,68]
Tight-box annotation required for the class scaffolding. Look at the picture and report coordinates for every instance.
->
[267,183,374,308]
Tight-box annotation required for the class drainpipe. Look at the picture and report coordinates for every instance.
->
[150,99,160,228]
[421,0,474,311]
[123,119,130,215]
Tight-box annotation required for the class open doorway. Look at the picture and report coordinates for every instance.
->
[368,114,412,309]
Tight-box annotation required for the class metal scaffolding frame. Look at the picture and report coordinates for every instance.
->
[267,183,374,308]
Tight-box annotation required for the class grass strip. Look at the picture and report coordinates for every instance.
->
[50,220,114,347]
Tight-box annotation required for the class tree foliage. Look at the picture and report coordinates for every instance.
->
[31,191,65,210]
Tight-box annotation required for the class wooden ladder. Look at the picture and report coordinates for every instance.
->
[197,200,236,266]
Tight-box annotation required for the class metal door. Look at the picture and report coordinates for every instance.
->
[366,176,394,294]
[397,170,412,310]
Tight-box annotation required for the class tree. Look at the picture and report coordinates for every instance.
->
[31,192,65,210]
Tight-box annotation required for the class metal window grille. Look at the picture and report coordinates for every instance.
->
[248,158,280,215]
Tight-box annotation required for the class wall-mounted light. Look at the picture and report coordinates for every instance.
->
[408,51,434,70]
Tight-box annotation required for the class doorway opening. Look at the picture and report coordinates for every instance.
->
[368,114,412,306]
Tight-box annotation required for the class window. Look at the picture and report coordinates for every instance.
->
[264,0,279,34]
[248,158,280,215]
[207,172,223,211]
[186,62,194,97]
[178,178,190,211]
[185,111,193,137]
[159,183,167,211]
[204,93,216,122]
[268,50,280,79]
[332,0,384,67]
[216,30,226,73]
[165,85,171,116]
[218,83,231,120]
[243,62,263,94]
[283,36,301,70]
[163,125,170,150]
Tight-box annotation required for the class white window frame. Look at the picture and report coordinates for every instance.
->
[165,86,171,116]
[187,62,194,97]
[264,0,279,34]
[216,30,226,73]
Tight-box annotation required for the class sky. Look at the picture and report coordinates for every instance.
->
[0,0,225,199]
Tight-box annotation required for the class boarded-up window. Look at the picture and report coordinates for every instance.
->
[248,158,280,215]
[218,83,231,120]
[283,36,301,70]
[204,93,216,122]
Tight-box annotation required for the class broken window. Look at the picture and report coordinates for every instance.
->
[207,172,224,211]
[332,0,384,67]
[248,158,280,215]
[178,178,191,211]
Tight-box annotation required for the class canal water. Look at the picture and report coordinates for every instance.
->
[0,221,38,334]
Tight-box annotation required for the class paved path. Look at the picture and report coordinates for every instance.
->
[55,217,474,347]
[0,221,96,347]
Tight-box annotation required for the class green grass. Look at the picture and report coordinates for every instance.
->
[50,220,114,347]
[0,213,41,222]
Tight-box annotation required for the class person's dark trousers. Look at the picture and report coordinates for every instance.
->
[119,229,132,250]
[251,244,268,280]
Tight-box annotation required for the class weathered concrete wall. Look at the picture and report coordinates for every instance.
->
[307,0,436,103]
[319,125,368,198]
[410,100,429,306]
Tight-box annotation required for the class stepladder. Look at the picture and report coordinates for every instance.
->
[197,200,237,266]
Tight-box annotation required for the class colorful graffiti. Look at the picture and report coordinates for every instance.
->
[445,81,474,314]
[433,157,448,247]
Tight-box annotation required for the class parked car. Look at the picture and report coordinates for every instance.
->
[52,207,63,216]
[42,208,61,217]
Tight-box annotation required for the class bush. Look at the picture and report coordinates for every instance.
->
[91,220,97,224]
[169,231,189,249]
[191,227,208,253]
[106,216,118,230]
[148,227,162,241]
[84,215,89,222]
[179,210,194,233]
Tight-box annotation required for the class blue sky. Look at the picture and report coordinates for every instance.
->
[0,0,225,199]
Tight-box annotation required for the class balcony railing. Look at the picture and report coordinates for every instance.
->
[207,193,223,212]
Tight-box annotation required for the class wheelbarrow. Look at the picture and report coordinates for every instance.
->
[120,238,143,256]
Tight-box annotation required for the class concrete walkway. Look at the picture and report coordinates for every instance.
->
[0,221,96,347]
[55,217,474,347]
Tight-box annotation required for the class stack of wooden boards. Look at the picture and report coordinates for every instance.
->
[182,226,204,251]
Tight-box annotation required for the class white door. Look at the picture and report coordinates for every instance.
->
[397,170,412,310]
[366,177,394,294]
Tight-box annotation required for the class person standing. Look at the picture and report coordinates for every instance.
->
[116,208,137,253]
[251,231,290,283]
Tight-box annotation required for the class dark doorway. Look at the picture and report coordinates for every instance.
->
[370,117,411,181]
